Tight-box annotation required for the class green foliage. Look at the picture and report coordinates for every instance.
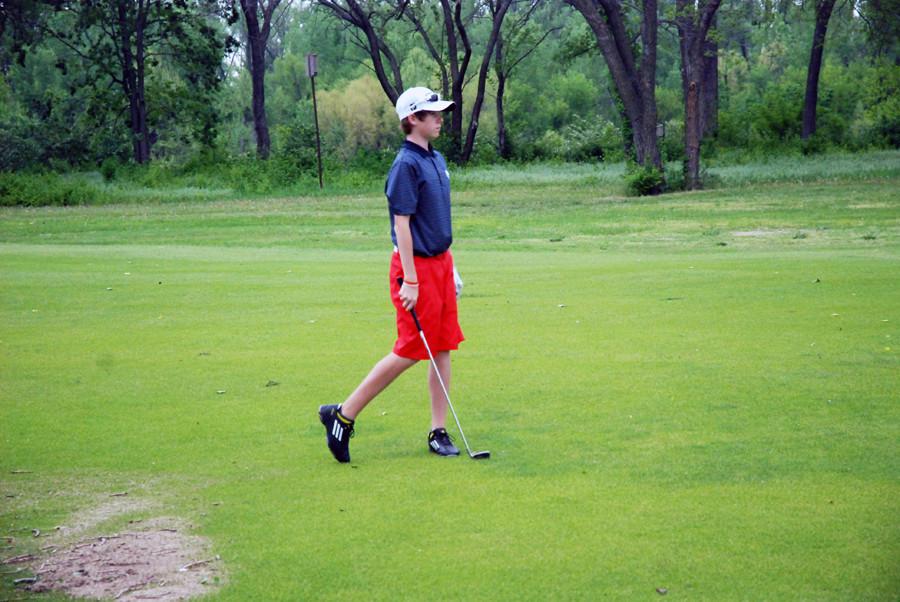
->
[533,129,566,160]
[315,74,401,162]
[0,111,42,171]
[342,147,396,175]
[861,59,900,147]
[532,117,615,162]
[1,0,897,178]
[0,170,95,206]
[560,116,608,162]
[265,52,309,127]
[273,113,319,176]
[624,162,666,196]
[751,69,804,144]
[100,157,118,182]
[506,70,604,160]
[665,163,686,191]
[660,119,685,162]
[0,0,226,167]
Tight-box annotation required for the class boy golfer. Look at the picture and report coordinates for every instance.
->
[319,87,464,463]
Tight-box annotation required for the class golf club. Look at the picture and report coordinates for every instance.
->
[399,279,490,459]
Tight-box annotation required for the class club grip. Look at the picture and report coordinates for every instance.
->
[410,308,423,332]
[396,277,424,332]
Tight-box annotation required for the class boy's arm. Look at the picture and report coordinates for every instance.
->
[394,215,418,310]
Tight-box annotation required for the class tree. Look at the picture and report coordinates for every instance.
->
[400,0,469,161]
[316,0,405,102]
[858,0,900,58]
[398,0,513,163]
[675,0,721,189]
[564,0,663,178]
[318,0,512,164]
[237,0,292,159]
[801,0,837,142]
[459,0,512,162]
[18,0,230,165]
[493,0,561,158]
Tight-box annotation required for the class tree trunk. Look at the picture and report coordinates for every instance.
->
[679,18,701,190]
[677,0,721,190]
[248,39,271,158]
[460,0,511,164]
[495,29,510,159]
[802,0,837,140]
[565,0,663,177]
[701,13,718,137]
[684,80,701,188]
[636,0,661,169]
[119,0,151,164]
[440,0,469,163]
[496,71,509,160]
[241,0,276,159]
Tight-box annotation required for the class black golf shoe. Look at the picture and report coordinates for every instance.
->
[428,428,460,456]
[319,404,354,463]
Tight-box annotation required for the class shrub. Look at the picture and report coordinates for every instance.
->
[273,116,319,176]
[531,117,615,163]
[665,164,685,192]
[800,132,828,155]
[534,129,567,160]
[624,162,665,196]
[0,113,42,171]
[862,60,900,148]
[559,116,606,162]
[100,157,119,181]
[0,171,97,206]
[660,119,685,162]
[344,147,394,175]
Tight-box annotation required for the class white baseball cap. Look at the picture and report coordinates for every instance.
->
[395,87,454,120]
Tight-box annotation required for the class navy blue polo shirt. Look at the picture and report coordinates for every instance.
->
[385,140,453,257]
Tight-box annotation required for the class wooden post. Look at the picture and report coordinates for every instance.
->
[306,53,323,189]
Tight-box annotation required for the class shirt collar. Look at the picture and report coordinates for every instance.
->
[403,139,435,157]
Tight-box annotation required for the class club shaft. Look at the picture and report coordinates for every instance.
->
[413,314,475,457]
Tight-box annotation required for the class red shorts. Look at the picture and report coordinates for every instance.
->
[390,250,464,361]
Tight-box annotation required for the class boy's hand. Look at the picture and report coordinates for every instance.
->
[399,282,418,310]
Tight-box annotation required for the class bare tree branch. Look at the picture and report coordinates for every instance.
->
[507,25,562,73]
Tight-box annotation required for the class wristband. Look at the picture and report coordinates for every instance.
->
[403,280,418,286]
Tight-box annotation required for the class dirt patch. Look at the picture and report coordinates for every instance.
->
[5,496,224,601]
[26,520,221,600]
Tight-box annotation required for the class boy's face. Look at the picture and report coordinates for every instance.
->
[409,111,444,140]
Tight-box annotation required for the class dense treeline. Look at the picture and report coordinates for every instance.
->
[0,0,897,195]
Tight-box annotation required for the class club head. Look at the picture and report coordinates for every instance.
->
[469,450,491,460]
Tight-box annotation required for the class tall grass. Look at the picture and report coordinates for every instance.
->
[1,150,897,206]
[708,150,900,185]
[456,151,900,189]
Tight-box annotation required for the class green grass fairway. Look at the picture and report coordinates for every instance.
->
[2,164,898,599]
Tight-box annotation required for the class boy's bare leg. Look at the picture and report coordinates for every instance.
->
[340,352,417,419]
[428,351,451,430]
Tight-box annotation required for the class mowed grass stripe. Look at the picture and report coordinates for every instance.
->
[0,178,897,251]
